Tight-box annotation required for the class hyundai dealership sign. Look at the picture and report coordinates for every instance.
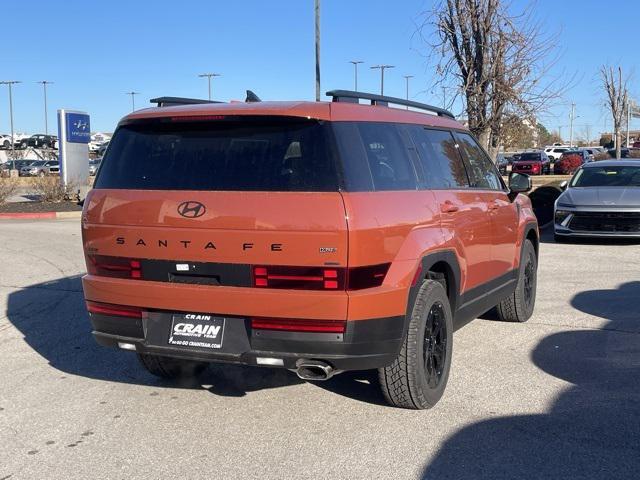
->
[66,112,91,143]
[57,109,90,192]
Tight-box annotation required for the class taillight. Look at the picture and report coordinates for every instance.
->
[253,265,345,290]
[252,263,390,291]
[347,263,391,290]
[251,317,346,333]
[86,301,144,319]
[87,255,142,279]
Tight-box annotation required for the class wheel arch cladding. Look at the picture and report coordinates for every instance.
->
[524,222,539,259]
[409,250,461,318]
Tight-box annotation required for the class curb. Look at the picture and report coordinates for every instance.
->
[0,211,82,220]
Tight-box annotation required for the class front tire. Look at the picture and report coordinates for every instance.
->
[378,280,453,409]
[496,239,537,322]
[137,353,208,379]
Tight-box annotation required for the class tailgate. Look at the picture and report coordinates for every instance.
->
[83,189,348,267]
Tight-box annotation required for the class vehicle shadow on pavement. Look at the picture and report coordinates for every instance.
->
[5,275,302,395]
[420,282,640,479]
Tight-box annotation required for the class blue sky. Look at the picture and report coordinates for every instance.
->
[1,0,637,140]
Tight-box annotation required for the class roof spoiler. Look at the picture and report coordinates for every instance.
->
[325,90,455,119]
[151,90,262,107]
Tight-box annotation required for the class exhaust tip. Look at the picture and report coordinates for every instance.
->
[296,360,335,382]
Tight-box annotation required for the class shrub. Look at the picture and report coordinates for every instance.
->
[554,154,583,174]
[30,177,78,203]
[0,178,18,204]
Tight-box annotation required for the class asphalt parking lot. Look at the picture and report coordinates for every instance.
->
[0,219,638,479]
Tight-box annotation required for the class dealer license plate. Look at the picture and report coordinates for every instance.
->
[168,313,225,350]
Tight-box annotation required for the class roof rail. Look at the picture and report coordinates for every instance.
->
[325,90,455,119]
[150,96,222,107]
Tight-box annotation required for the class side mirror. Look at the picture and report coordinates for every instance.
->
[508,172,532,195]
[559,180,568,190]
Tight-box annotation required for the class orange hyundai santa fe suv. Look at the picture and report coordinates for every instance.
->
[82,90,538,409]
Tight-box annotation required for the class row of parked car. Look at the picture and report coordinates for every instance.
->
[0,159,60,176]
[0,133,110,153]
[1,158,102,177]
[496,146,609,176]
[0,134,58,150]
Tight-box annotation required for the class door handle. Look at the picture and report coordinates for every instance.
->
[440,202,459,213]
[487,202,499,211]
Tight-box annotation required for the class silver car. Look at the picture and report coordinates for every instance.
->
[554,160,640,241]
[19,160,60,177]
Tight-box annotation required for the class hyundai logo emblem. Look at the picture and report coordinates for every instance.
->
[177,201,206,218]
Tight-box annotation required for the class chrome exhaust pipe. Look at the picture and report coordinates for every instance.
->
[296,360,335,381]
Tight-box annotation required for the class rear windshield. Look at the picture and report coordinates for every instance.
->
[519,153,541,161]
[95,118,339,191]
[570,166,640,187]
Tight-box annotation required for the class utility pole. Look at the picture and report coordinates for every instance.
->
[370,64,394,95]
[403,75,414,108]
[315,0,321,101]
[569,103,576,147]
[198,73,221,101]
[0,80,21,170]
[126,91,140,112]
[349,60,363,91]
[37,81,53,136]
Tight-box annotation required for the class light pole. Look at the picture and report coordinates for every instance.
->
[315,0,321,101]
[37,81,53,136]
[403,75,414,108]
[0,80,21,169]
[349,60,363,91]
[126,91,140,112]
[569,102,576,147]
[370,65,394,95]
[626,98,631,148]
[198,73,221,101]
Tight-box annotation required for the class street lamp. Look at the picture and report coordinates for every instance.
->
[0,80,21,170]
[403,75,414,108]
[125,91,140,112]
[198,73,221,101]
[370,65,394,95]
[37,81,53,136]
[349,61,363,91]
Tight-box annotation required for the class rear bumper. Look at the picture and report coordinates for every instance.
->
[90,310,405,371]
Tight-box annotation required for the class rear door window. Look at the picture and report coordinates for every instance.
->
[354,123,418,191]
[95,118,339,191]
[406,127,470,189]
[455,132,504,190]
[332,122,418,191]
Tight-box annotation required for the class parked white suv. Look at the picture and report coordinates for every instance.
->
[544,147,571,161]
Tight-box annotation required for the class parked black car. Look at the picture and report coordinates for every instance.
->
[20,134,58,149]
[607,147,630,158]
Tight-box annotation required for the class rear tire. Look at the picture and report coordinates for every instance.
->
[137,353,208,379]
[496,239,537,322]
[378,280,453,409]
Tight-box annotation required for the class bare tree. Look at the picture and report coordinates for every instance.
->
[600,65,629,159]
[422,0,564,157]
